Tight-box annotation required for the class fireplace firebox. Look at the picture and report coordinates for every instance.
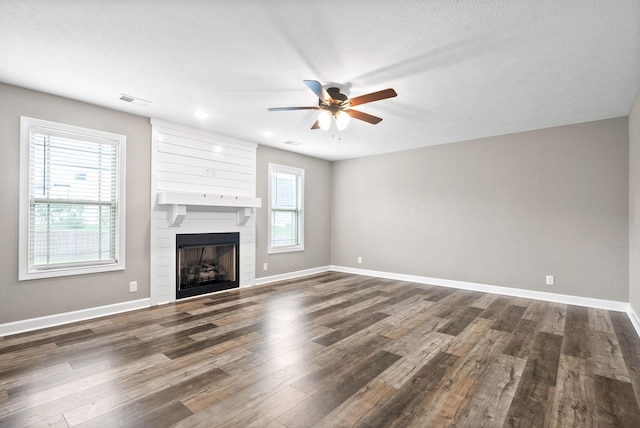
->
[176,232,239,299]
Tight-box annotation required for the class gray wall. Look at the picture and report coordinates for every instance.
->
[0,83,151,323]
[331,118,629,301]
[256,145,331,278]
[0,81,634,326]
[630,93,640,313]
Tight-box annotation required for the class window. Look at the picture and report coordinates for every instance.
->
[19,117,126,280]
[268,163,304,253]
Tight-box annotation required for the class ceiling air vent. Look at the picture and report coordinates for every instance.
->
[119,94,150,106]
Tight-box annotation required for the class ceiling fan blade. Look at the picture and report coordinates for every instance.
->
[310,120,320,130]
[303,80,333,103]
[267,106,322,111]
[347,109,383,124]
[348,88,397,107]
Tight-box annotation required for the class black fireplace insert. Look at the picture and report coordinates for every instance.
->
[175,232,239,299]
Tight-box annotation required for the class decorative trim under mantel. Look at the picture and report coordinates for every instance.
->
[156,191,262,226]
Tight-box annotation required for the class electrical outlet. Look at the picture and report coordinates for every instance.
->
[263,263,268,271]
[545,275,554,286]
[129,281,137,292]
[357,257,362,264]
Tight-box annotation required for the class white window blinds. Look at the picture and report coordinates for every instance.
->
[19,117,126,280]
[269,163,304,253]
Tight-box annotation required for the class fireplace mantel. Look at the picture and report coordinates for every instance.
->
[157,191,262,226]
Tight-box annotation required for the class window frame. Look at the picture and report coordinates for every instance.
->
[18,116,126,280]
[268,163,304,254]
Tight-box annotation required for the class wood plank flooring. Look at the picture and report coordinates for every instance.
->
[1,272,640,427]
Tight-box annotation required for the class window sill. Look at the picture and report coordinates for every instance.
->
[19,262,125,281]
[268,245,304,254]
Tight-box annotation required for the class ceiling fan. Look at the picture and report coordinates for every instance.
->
[268,80,397,131]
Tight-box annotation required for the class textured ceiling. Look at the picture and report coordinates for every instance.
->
[1,0,639,161]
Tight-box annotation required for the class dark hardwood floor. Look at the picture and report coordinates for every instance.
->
[1,272,640,427]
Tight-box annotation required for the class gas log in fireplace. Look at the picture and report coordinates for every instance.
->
[175,232,239,299]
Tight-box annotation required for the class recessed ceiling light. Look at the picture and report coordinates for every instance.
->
[262,130,275,137]
[194,110,210,119]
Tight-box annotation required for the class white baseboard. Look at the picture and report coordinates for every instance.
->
[3,267,638,339]
[0,298,151,337]
[627,304,640,338]
[0,266,331,337]
[330,265,629,312]
[254,265,332,286]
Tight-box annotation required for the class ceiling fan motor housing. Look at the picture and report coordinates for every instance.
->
[321,87,348,113]
[327,87,347,101]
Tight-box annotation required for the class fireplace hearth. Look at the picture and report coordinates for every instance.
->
[176,232,240,299]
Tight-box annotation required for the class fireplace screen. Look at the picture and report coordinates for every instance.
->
[176,232,239,299]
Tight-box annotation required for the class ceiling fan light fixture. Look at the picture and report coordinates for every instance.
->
[335,110,350,130]
[317,110,332,131]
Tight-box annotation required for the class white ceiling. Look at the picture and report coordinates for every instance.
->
[1,0,639,161]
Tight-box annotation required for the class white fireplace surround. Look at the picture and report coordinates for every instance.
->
[150,119,261,305]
